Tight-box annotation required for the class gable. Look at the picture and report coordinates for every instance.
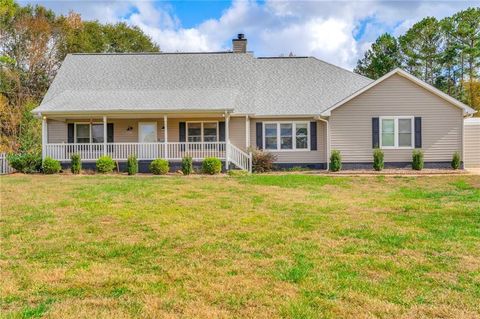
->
[322,69,475,116]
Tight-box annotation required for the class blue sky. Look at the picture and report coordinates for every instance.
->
[21,0,479,69]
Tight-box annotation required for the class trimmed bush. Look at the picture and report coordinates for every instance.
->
[330,150,342,172]
[451,152,461,170]
[181,156,193,175]
[7,152,42,173]
[150,159,169,175]
[96,155,116,173]
[71,153,81,174]
[42,157,61,174]
[202,157,222,175]
[373,149,384,171]
[251,149,276,173]
[127,155,138,175]
[412,150,424,170]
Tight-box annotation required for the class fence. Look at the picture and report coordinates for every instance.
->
[0,153,15,175]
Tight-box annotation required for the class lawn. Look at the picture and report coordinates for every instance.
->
[0,174,479,318]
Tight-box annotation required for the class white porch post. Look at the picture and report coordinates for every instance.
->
[42,116,47,160]
[225,112,230,170]
[103,116,107,156]
[245,115,250,149]
[164,115,168,159]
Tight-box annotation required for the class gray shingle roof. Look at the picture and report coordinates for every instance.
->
[35,52,373,116]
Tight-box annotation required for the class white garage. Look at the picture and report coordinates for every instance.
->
[464,118,480,169]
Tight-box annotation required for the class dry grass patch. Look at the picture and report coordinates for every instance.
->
[1,174,479,318]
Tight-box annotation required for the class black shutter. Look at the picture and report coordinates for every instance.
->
[219,121,225,142]
[372,117,379,148]
[67,123,74,143]
[310,121,317,150]
[414,117,422,148]
[256,122,263,149]
[179,122,186,142]
[107,123,114,143]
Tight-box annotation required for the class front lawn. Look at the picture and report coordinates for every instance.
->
[1,174,479,318]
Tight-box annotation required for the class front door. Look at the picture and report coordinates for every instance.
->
[138,122,158,159]
[139,122,157,142]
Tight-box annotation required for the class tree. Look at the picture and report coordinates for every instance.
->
[354,33,401,79]
[399,17,443,85]
[0,0,160,153]
[451,8,480,108]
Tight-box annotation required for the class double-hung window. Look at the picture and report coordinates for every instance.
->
[380,117,414,149]
[75,123,104,143]
[187,122,218,143]
[263,122,309,151]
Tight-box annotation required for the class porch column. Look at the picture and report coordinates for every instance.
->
[42,116,47,160]
[164,115,168,159]
[103,116,107,156]
[245,115,250,149]
[225,113,230,170]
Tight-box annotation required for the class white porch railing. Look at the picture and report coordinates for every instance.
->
[45,142,227,161]
[228,144,252,173]
[44,142,252,171]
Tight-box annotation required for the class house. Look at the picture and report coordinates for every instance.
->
[33,34,476,172]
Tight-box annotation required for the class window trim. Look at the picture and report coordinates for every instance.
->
[186,121,219,143]
[262,121,310,151]
[74,122,104,144]
[138,122,158,143]
[379,116,414,149]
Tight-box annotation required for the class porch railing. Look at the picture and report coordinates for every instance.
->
[44,142,227,161]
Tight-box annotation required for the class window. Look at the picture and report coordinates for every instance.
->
[380,117,414,148]
[187,122,218,143]
[264,123,277,150]
[75,124,90,143]
[75,123,107,143]
[91,124,104,143]
[263,122,309,151]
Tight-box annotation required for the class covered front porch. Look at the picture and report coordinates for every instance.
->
[41,112,252,172]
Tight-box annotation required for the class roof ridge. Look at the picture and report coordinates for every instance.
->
[70,51,236,56]
[310,56,373,82]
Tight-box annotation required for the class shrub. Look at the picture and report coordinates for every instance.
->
[150,159,169,175]
[42,157,61,174]
[373,149,384,171]
[330,150,342,172]
[127,155,138,175]
[412,150,424,170]
[451,152,461,170]
[96,155,116,173]
[251,149,276,173]
[181,156,193,175]
[71,153,81,174]
[7,152,42,173]
[202,157,222,175]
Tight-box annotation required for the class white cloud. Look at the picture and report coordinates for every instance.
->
[21,0,478,69]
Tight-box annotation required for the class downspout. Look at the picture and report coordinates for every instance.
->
[316,117,330,171]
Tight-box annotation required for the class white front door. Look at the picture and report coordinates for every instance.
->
[139,122,157,142]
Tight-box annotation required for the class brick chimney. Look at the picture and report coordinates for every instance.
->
[232,34,247,53]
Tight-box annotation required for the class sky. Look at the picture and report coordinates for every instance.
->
[20,0,479,70]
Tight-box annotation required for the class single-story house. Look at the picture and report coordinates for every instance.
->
[33,34,476,172]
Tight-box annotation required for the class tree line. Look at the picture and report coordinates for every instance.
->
[0,0,159,153]
[355,7,480,114]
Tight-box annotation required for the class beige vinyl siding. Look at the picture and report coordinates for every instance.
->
[250,118,326,163]
[229,116,247,150]
[330,74,463,163]
[47,120,67,143]
[464,120,480,168]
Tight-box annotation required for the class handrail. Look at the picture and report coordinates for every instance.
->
[228,144,252,173]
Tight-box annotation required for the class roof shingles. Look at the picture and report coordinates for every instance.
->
[35,52,373,116]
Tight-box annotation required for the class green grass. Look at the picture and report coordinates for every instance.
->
[1,174,479,318]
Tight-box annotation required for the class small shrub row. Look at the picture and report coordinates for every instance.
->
[329,149,461,171]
